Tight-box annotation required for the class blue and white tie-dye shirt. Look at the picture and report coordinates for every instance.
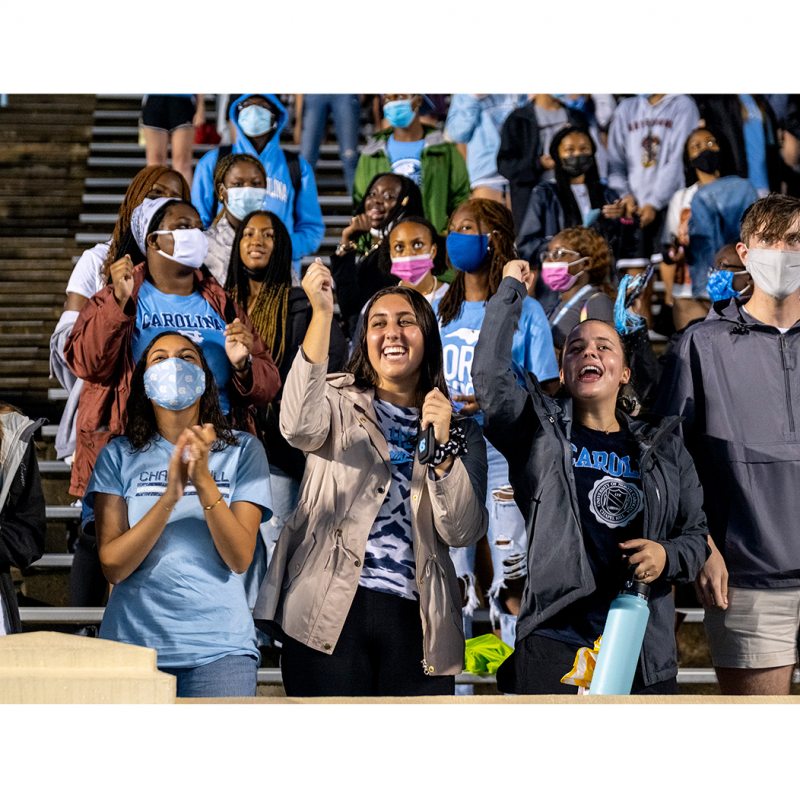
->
[359,399,419,601]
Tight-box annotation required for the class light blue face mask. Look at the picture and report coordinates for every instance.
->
[238,104,274,137]
[224,186,267,220]
[383,99,416,129]
[144,357,206,411]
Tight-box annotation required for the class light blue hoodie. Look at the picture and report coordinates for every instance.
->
[191,93,325,266]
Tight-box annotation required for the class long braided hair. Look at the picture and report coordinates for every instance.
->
[225,210,293,368]
[212,153,267,225]
[437,199,518,327]
[101,166,190,279]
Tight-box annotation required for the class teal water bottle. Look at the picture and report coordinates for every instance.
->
[588,576,651,695]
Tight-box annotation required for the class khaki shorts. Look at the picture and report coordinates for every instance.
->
[704,586,800,669]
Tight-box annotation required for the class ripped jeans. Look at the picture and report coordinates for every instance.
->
[449,439,527,647]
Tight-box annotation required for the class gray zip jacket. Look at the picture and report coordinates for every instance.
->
[656,298,800,589]
[473,277,709,686]
[253,348,488,677]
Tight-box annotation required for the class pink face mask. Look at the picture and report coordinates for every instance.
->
[390,254,434,285]
[541,258,588,292]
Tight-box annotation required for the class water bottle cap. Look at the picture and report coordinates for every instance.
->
[622,578,651,600]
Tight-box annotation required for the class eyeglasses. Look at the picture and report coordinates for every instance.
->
[366,190,400,203]
[542,246,582,262]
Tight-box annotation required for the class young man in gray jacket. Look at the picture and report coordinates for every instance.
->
[656,193,800,695]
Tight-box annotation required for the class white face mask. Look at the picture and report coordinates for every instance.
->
[151,228,209,269]
[745,248,800,300]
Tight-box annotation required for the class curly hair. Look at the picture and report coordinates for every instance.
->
[437,199,518,327]
[124,331,238,451]
[346,286,449,408]
[550,226,614,289]
[102,166,191,279]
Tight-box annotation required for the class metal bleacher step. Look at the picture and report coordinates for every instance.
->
[78,212,353,228]
[75,231,345,248]
[39,460,71,474]
[46,505,81,520]
[17,605,788,688]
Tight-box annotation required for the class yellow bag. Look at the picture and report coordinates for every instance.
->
[464,633,514,675]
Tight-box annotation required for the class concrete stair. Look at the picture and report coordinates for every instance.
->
[0,94,95,409]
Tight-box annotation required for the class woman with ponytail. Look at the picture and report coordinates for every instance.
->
[472,261,709,694]
[433,199,559,646]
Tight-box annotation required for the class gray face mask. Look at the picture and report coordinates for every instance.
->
[745,248,800,300]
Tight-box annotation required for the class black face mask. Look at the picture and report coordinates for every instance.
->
[690,150,720,175]
[560,154,594,178]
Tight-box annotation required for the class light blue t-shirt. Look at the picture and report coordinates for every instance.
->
[132,280,233,414]
[87,432,272,669]
[359,399,419,602]
[433,295,559,427]
[739,94,769,193]
[387,135,424,185]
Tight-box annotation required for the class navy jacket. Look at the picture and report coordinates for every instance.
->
[655,298,800,589]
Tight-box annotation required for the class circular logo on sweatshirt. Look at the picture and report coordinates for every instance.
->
[589,476,643,529]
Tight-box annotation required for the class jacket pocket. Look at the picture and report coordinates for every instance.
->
[282,532,317,589]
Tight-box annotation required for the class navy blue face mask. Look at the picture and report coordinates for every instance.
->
[446,231,491,273]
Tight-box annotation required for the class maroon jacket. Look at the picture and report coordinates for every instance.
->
[64,264,281,497]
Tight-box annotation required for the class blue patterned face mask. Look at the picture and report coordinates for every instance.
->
[707,268,748,302]
[144,357,206,411]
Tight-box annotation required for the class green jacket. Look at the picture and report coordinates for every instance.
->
[353,126,470,233]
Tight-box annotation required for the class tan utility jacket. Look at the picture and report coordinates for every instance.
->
[254,349,488,677]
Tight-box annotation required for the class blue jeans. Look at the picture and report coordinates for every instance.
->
[162,654,258,698]
[241,464,300,610]
[449,438,527,646]
[300,94,361,194]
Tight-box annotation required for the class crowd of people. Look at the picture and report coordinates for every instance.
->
[4,93,800,700]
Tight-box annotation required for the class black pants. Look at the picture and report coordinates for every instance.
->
[69,535,108,607]
[280,586,455,697]
[496,633,678,695]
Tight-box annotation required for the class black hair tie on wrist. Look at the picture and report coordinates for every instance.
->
[428,421,468,466]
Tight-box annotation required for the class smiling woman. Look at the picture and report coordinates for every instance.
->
[87,331,271,698]
[471,263,710,695]
[254,263,488,697]
[329,172,424,338]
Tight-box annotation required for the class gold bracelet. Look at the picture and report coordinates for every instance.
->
[203,494,225,511]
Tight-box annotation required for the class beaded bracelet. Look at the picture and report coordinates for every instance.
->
[429,422,468,467]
